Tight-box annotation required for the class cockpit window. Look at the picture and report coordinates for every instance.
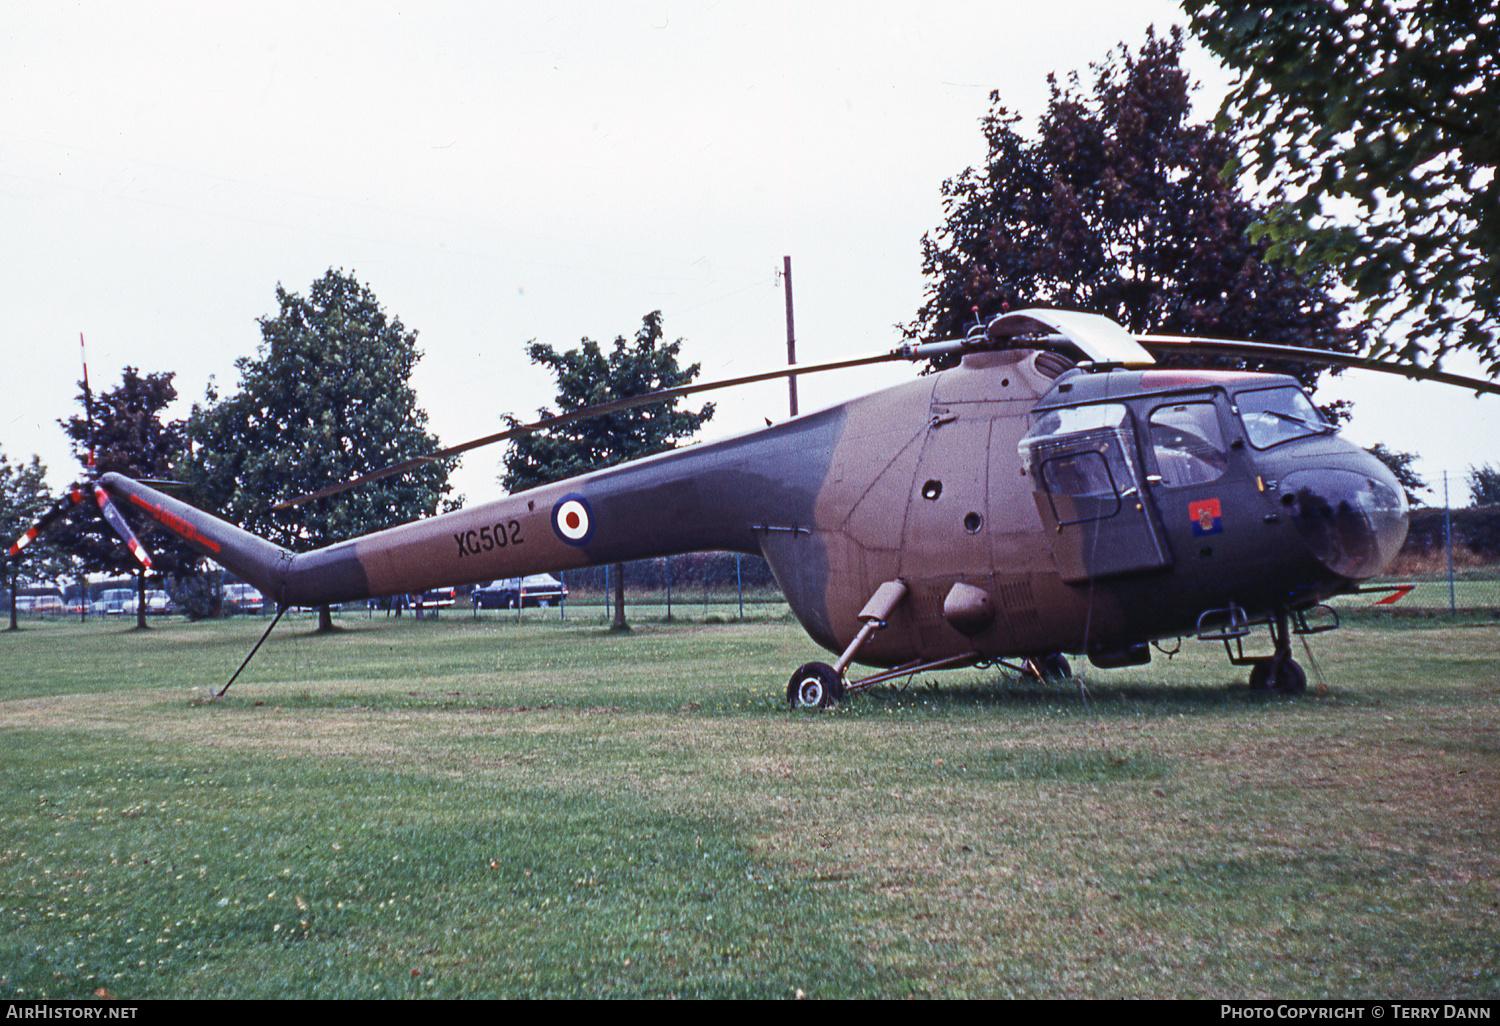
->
[1237,386,1334,449]
[1149,402,1228,487]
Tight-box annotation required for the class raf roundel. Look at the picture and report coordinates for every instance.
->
[552,494,594,545]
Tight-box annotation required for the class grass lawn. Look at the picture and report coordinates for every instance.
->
[1,611,1496,998]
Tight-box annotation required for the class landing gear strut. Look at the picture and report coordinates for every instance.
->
[1247,610,1306,695]
[1200,603,1331,696]
[787,580,908,710]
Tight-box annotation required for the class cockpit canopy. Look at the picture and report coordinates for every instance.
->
[1234,385,1336,448]
[1026,368,1334,458]
[1019,365,1406,584]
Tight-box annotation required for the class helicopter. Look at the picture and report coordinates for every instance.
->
[10,309,1493,705]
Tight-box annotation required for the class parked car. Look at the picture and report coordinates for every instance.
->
[472,574,567,609]
[15,592,64,615]
[411,586,458,610]
[95,588,135,616]
[92,588,170,615]
[223,582,266,614]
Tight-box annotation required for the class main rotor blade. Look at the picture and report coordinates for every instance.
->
[271,348,904,510]
[1137,335,1500,397]
[268,325,1499,513]
[6,487,87,558]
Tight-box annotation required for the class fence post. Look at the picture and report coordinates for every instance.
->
[1445,471,1457,614]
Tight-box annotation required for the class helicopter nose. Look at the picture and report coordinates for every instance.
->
[1278,460,1409,580]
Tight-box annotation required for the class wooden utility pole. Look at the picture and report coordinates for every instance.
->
[783,255,798,417]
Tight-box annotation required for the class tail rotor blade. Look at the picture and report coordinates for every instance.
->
[7,488,88,558]
[92,484,154,570]
[80,333,97,473]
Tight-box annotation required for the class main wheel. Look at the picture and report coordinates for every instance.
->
[1249,658,1307,695]
[787,662,844,710]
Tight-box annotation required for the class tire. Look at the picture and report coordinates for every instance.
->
[787,662,844,710]
[1249,658,1307,696]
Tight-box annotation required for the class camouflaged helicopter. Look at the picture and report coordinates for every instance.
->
[14,309,1493,706]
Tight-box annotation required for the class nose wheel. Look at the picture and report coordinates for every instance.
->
[1249,655,1306,695]
[1246,611,1307,695]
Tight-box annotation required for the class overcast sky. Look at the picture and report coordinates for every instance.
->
[4,0,1495,511]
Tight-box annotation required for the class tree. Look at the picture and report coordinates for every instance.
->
[184,269,452,630]
[1183,1,1500,374]
[501,311,714,630]
[1469,464,1500,508]
[908,28,1356,389]
[57,367,196,628]
[1365,443,1428,507]
[1,450,71,630]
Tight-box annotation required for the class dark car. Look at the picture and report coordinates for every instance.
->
[471,574,567,609]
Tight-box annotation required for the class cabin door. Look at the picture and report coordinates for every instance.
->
[1019,403,1172,584]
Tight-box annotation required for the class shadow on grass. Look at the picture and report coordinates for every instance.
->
[190,685,795,720]
[848,675,1351,718]
[212,672,1366,720]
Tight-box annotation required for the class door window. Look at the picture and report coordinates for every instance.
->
[1021,403,1138,525]
[1039,449,1122,524]
[1149,402,1229,487]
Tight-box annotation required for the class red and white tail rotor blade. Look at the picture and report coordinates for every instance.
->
[92,484,154,570]
[6,487,88,559]
[80,333,97,473]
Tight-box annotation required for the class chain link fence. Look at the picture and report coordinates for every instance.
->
[1355,503,1500,614]
[478,553,791,623]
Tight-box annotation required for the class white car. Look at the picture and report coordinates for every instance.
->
[95,588,135,615]
[223,582,266,614]
[91,588,169,615]
[14,593,64,615]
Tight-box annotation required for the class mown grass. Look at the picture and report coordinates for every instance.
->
[0,613,1496,998]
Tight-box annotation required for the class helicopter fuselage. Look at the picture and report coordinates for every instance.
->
[103,344,1408,674]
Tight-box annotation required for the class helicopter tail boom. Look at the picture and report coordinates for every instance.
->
[95,406,835,611]
[99,473,291,600]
